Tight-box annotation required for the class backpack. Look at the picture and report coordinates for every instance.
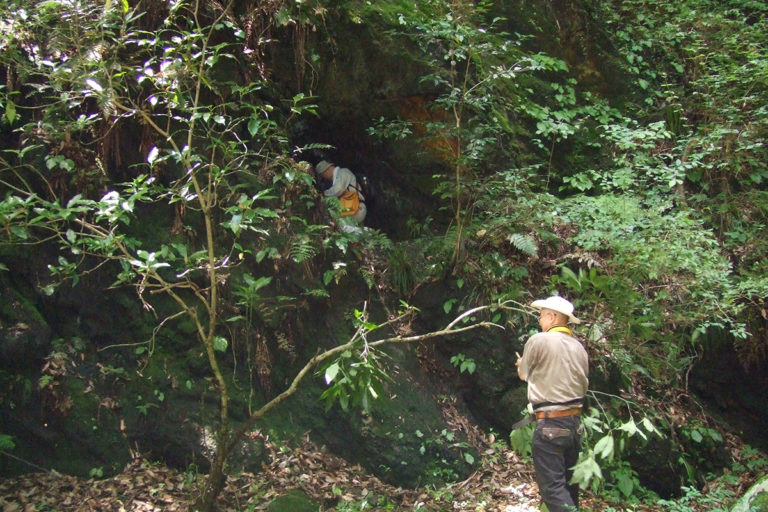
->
[339,188,360,217]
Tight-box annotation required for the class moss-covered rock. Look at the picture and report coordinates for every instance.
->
[0,275,51,368]
[266,489,319,512]
[732,474,768,512]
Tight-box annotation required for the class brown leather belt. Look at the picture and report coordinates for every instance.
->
[535,407,582,420]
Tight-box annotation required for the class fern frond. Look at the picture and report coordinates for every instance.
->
[508,233,538,257]
[288,236,318,263]
[302,288,331,298]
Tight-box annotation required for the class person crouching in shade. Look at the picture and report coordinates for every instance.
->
[315,160,366,232]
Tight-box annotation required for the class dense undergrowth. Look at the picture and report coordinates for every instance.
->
[1,0,766,510]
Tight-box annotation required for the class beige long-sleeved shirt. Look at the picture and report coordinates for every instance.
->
[518,330,588,411]
[323,166,365,202]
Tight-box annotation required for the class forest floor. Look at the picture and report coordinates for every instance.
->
[0,435,760,512]
[0,406,761,511]
[0,441,634,512]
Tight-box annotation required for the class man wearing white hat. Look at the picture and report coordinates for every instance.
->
[516,295,588,512]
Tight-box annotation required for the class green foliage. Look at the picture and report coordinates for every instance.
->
[680,422,722,447]
[509,420,534,460]
[319,348,391,412]
[413,427,475,484]
[507,233,538,257]
[0,434,16,451]
[135,391,164,416]
[733,445,768,475]
[577,0,768,365]
[570,392,662,499]
[449,353,476,375]
[388,246,415,295]
[319,310,392,413]
[367,0,575,269]
[555,194,743,358]
[656,485,734,512]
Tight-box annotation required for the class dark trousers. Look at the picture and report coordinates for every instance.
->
[532,415,582,512]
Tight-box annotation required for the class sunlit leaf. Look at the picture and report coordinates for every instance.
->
[594,435,614,460]
[325,363,340,385]
[213,336,228,352]
[85,78,103,92]
[147,146,160,165]
[4,99,16,124]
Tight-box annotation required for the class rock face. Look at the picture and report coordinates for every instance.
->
[690,340,768,455]
[0,262,482,487]
[0,276,50,368]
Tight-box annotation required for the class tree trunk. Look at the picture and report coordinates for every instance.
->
[193,449,228,512]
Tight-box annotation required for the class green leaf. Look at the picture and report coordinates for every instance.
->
[641,417,659,436]
[247,118,260,137]
[228,213,242,234]
[570,454,603,490]
[464,452,475,464]
[10,225,28,240]
[616,470,634,497]
[325,362,340,385]
[85,78,103,92]
[213,336,228,352]
[618,419,638,437]
[509,421,534,458]
[594,435,614,460]
[0,434,16,451]
[690,429,703,443]
[508,233,538,256]
[38,375,54,389]
[4,99,16,124]
[66,194,84,209]
[147,146,160,165]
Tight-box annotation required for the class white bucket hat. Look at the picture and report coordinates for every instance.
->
[315,160,333,175]
[531,295,580,324]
